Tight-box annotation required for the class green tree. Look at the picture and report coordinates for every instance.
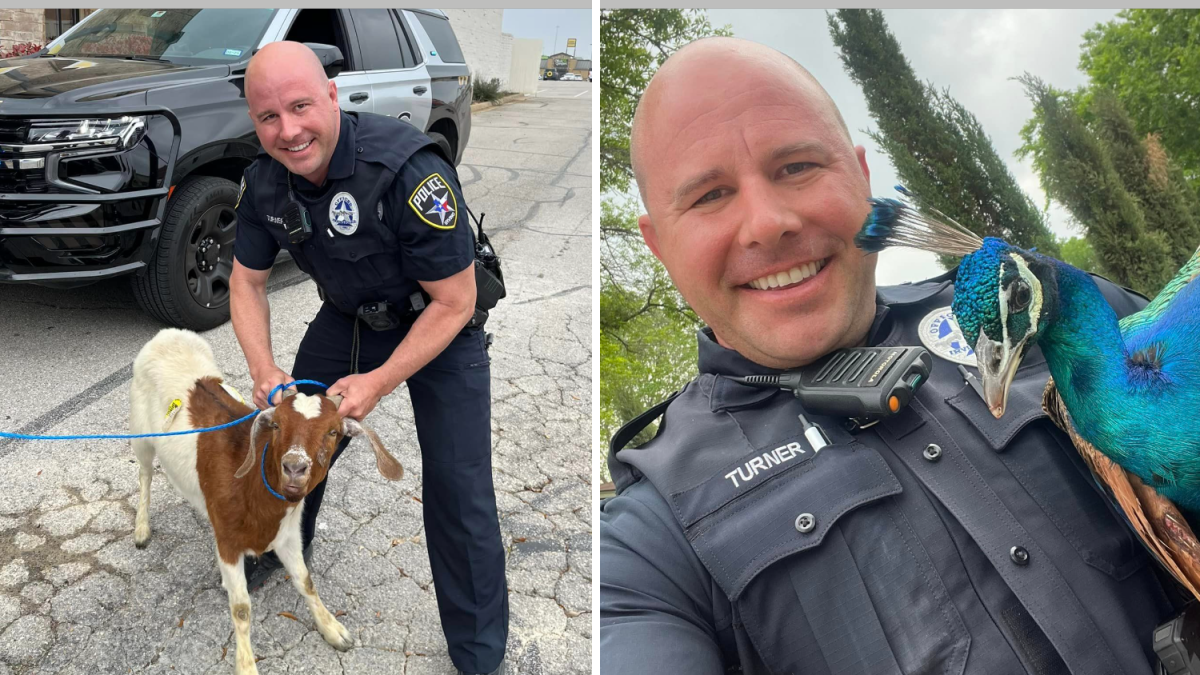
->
[1058,236,1100,274]
[599,10,729,474]
[600,9,730,194]
[1017,75,1175,295]
[1089,90,1200,266]
[600,201,699,461]
[828,9,1060,266]
[1081,10,1200,188]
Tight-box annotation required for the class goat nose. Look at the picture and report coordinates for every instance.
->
[282,458,310,478]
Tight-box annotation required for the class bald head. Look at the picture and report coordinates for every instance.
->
[630,37,852,202]
[628,35,877,370]
[245,41,328,101]
[244,41,341,186]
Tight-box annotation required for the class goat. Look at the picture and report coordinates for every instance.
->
[129,328,403,674]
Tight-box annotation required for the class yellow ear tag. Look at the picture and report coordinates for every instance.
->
[219,383,246,405]
[164,398,183,430]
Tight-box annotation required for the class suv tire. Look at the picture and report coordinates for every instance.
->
[427,130,455,165]
[132,175,239,331]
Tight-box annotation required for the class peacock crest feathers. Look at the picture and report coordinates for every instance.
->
[856,185,984,257]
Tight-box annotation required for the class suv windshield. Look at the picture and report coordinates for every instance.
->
[52,9,276,65]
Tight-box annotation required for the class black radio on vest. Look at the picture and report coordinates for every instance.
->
[730,346,932,421]
[465,208,506,330]
[283,172,313,245]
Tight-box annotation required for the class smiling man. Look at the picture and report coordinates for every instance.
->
[230,41,508,675]
[601,37,1181,675]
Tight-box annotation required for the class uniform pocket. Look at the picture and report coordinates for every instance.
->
[946,370,1144,581]
[321,218,403,288]
[423,328,490,373]
[697,443,968,675]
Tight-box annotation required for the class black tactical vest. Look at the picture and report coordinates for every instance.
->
[610,275,1174,675]
[249,112,442,316]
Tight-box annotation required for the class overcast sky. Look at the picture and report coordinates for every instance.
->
[703,9,1119,285]
[502,9,592,60]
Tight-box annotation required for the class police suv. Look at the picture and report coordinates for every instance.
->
[0,8,472,330]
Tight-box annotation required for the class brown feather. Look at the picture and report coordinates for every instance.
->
[1042,378,1200,601]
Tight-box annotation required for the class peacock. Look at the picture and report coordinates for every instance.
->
[857,187,1200,598]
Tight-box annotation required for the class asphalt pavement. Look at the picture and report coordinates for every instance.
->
[0,78,593,674]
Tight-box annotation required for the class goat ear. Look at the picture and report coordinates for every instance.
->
[327,393,343,409]
[236,409,275,479]
[344,418,403,480]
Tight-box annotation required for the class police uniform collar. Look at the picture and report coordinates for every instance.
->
[700,305,901,413]
[271,110,358,189]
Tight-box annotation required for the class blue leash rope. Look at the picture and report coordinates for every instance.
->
[0,379,329,441]
[259,441,288,501]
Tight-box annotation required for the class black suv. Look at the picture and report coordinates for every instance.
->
[0,8,472,330]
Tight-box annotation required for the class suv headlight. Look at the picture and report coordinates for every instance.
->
[27,116,146,149]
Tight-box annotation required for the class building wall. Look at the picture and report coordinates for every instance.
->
[442,9,512,89]
[0,9,44,52]
[508,38,542,95]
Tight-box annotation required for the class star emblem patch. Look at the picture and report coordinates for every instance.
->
[329,192,359,235]
[408,173,458,230]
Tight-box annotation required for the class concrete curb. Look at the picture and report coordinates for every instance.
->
[470,93,526,113]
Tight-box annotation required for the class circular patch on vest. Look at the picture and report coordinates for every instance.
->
[918,307,977,366]
[329,192,359,235]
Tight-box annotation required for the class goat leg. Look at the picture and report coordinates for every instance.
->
[132,439,154,548]
[275,533,352,651]
[217,551,259,675]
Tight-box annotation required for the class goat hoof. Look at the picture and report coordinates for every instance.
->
[133,527,151,548]
[321,619,353,651]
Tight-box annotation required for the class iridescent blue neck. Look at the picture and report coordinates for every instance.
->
[1037,259,1127,437]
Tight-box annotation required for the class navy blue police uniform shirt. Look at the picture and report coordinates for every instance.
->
[233,110,473,311]
[601,271,1182,675]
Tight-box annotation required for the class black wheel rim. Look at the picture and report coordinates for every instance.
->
[185,203,236,310]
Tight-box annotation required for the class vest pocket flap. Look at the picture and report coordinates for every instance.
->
[686,442,902,601]
[945,362,1050,452]
[323,230,395,262]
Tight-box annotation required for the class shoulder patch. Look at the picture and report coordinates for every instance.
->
[918,307,978,366]
[235,176,246,209]
[408,173,458,230]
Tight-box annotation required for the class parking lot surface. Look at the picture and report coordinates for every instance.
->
[0,79,592,674]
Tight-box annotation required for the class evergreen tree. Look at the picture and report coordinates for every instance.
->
[1090,91,1200,267]
[828,9,1060,266]
[1081,9,1200,189]
[1017,75,1175,295]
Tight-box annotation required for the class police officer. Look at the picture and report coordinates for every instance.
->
[600,38,1183,674]
[229,42,506,675]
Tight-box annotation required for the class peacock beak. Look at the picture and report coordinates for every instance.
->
[974,334,1027,419]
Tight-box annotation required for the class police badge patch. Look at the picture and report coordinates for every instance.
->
[329,191,359,235]
[918,307,978,366]
[408,173,457,230]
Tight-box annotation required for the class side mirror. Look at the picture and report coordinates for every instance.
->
[303,42,344,80]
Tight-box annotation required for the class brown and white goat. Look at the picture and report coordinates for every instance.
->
[129,328,403,674]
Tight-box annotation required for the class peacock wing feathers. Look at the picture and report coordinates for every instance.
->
[1042,377,1200,602]
[1120,243,1200,339]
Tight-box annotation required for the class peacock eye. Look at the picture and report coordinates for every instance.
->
[1009,281,1031,313]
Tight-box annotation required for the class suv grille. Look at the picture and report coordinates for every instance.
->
[0,118,27,144]
[0,168,48,193]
